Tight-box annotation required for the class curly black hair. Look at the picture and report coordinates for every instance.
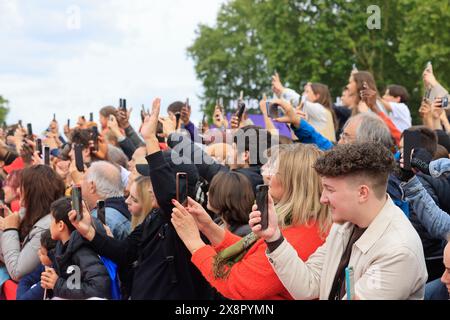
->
[314,142,395,198]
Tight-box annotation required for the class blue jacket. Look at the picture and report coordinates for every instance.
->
[16,264,45,300]
[91,197,131,240]
[401,159,450,242]
[290,120,334,151]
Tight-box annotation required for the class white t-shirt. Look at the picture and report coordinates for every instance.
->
[387,102,412,133]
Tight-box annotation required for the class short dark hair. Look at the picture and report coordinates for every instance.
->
[387,85,410,103]
[50,197,76,233]
[70,128,91,149]
[40,229,57,251]
[208,171,254,226]
[99,106,117,118]
[314,142,395,199]
[401,126,438,157]
[167,101,189,114]
[232,125,272,166]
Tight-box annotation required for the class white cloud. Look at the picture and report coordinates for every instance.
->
[0,0,224,133]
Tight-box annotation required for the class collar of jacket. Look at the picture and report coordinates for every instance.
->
[104,197,131,220]
[336,195,395,255]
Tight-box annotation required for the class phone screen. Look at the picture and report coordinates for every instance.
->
[44,146,50,166]
[403,130,422,171]
[236,101,246,124]
[256,185,269,230]
[97,200,106,225]
[89,112,94,122]
[266,102,281,119]
[176,172,188,206]
[71,185,83,221]
[74,144,85,172]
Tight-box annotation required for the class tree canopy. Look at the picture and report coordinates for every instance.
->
[188,0,450,123]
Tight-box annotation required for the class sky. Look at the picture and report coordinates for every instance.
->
[0,0,225,133]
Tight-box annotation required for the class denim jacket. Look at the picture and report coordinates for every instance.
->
[91,207,130,240]
[401,158,450,241]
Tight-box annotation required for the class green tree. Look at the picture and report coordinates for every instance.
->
[0,95,9,125]
[189,0,450,124]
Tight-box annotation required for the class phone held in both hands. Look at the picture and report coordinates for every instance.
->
[256,185,269,230]
[176,172,188,207]
[71,185,83,222]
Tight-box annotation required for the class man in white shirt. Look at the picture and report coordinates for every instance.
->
[381,85,412,133]
[249,142,427,300]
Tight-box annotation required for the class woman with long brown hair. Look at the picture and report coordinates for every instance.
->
[0,165,65,281]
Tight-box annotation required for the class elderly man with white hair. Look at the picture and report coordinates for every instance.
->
[81,161,131,240]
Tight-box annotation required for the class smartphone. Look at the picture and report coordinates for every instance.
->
[185,98,189,108]
[71,185,83,222]
[176,172,188,206]
[44,146,50,166]
[403,130,422,171]
[97,200,106,225]
[74,144,85,172]
[256,185,269,230]
[120,98,127,112]
[175,112,181,129]
[440,96,449,108]
[90,126,99,152]
[53,113,56,121]
[89,112,94,122]
[18,120,22,127]
[36,138,43,156]
[67,119,70,128]
[141,104,146,122]
[27,123,33,137]
[236,100,246,124]
[266,102,281,119]
[345,266,355,300]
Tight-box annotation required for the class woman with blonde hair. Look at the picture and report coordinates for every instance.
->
[171,143,331,300]
[125,176,154,231]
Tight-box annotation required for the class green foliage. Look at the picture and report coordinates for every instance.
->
[0,96,9,125]
[188,0,450,124]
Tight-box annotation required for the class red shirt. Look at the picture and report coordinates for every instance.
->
[191,222,326,300]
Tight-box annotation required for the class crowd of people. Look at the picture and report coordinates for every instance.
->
[0,62,449,300]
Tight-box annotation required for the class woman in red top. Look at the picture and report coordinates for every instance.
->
[171,143,331,300]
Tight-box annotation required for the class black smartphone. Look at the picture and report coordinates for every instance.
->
[403,130,422,171]
[71,185,83,222]
[185,98,189,109]
[36,138,43,156]
[256,185,269,230]
[176,172,188,206]
[18,120,22,127]
[89,112,94,122]
[44,146,50,166]
[141,104,146,122]
[53,113,56,121]
[90,126,99,152]
[74,144,85,172]
[120,98,127,112]
[97,200,106,225]
[236,100,246,124]
[440,96,449,108]
[175,112,181,129]
[27,123,33,137]
[67,119,70,128]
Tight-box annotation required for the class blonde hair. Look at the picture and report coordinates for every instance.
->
[272,144,331,237]
[130,176,153,231]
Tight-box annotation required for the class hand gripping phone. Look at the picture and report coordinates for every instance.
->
[71,185,83,222]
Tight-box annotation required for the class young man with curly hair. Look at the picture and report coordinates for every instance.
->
[250,142,428,300]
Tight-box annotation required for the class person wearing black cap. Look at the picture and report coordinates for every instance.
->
[69,98,213,300]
